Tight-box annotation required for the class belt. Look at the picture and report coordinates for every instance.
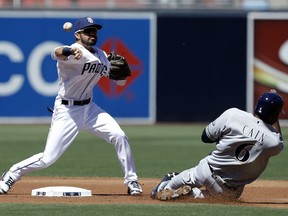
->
[61,98,91,106]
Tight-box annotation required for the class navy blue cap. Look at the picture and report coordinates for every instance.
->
[74,17,102,33]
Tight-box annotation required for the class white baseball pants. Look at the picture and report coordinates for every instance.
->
[9,102,138,185]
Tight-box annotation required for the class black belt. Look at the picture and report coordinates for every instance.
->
[61,98,91,106]
[208,163,214,173]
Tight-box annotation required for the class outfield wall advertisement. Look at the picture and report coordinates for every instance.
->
[247,12,288,124]
[0,11,156,124]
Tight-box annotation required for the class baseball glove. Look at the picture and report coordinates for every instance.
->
[107,51,131,80]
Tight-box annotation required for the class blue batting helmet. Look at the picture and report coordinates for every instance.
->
[254,92,284,124]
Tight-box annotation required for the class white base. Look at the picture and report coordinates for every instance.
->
[31,186,92,197]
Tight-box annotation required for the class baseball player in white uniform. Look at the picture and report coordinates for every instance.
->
[151,90,284,200]
[0,17,142,196]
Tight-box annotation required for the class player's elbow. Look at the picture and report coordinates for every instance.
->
[201,129,214,143]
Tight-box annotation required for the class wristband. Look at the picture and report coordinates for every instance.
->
[62,47,73,57]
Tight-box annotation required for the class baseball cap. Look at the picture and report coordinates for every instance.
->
[74,17,102,33]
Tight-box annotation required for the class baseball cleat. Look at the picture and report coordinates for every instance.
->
[0,171,16,194]
[150,172,179,199]
[156,185,192,201]
[127,181,143,196]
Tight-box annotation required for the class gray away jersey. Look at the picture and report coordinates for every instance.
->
[205,108,283,186]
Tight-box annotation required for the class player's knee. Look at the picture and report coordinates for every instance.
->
[41,155,58,168]
[39,159,51,168]
[110,130,127,144]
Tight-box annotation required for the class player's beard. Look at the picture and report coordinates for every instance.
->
[80,34,97,47]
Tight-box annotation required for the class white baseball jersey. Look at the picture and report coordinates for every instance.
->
[165,108,283,199]
[8,43,138,186]
[51,43,110,102]
[205,108,283,186]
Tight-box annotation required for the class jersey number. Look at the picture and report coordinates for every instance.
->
[235,143,255,162]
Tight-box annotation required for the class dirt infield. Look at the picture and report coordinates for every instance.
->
[0,176,287,208]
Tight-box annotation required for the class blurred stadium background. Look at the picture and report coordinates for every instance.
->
[1,0,288,124]
[0,0,288,10]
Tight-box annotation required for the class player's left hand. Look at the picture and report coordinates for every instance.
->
[107,51,131,80]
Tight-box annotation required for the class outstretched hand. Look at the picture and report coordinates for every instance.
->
[70,47,82,60]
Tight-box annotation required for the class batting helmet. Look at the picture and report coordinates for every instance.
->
[254,92,284,124]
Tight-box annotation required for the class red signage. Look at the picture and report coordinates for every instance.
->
[100,38,143,97]
[248,13,288,121]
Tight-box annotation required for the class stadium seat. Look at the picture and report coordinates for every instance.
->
[22,0,73,8]
[77,0,137,8]
[77,0,108,7]
[0,0,8,7]
[22,0,44,7]
[50,0,72,8]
